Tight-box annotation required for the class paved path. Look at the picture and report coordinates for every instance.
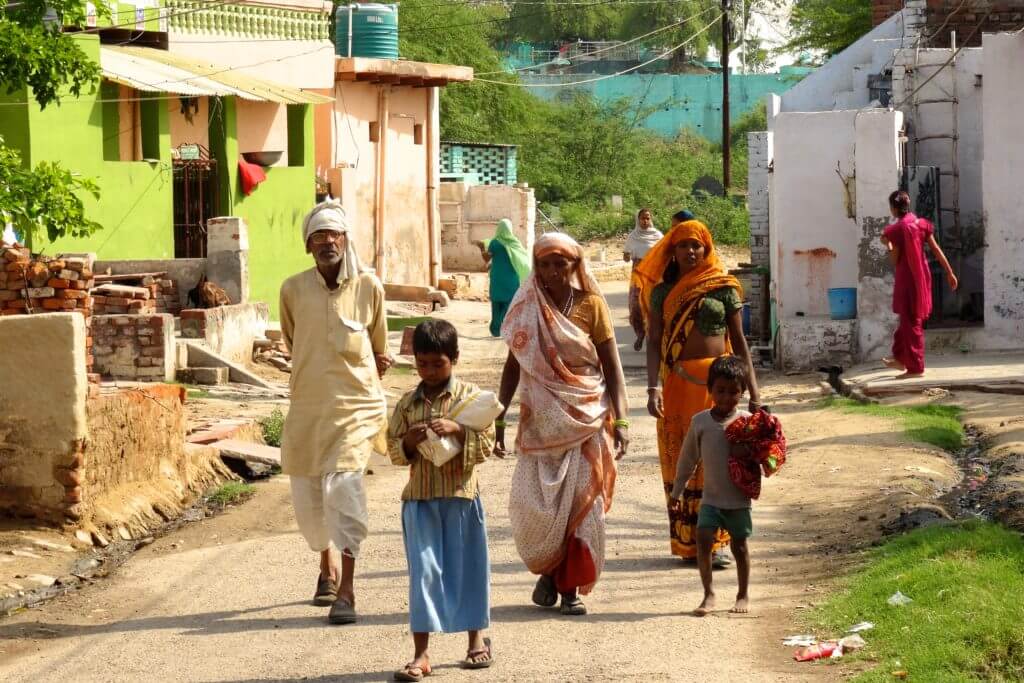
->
[0,282,875,682]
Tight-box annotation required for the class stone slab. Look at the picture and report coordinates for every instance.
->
[212,439,281,467]
[841,352,1024,397]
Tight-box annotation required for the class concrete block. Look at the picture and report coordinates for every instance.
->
[206,217,249,253]
[176,367,229,385]
[385,283,433,302]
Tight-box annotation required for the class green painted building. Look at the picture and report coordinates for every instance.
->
[1,1,333,316]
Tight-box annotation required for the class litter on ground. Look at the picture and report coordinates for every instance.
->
[887,590,913,606]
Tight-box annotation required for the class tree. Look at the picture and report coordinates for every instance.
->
[784,0,872,56]
[0,0,107,245]
[616,0,713,72]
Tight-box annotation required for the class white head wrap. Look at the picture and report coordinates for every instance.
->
[302,199,366,281]
[623,209,663,262]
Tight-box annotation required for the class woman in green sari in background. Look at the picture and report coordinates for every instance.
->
[477,219,531,337]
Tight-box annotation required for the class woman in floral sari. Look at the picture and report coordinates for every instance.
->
[635,220,761,565]
[495,232,629,616]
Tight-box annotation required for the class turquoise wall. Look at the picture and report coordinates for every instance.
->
[522,72,803,141]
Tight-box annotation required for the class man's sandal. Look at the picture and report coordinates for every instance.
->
[461,637,494,670]
[312,574,338,607]
[394,663,431,682]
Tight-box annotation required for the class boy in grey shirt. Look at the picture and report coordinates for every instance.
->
[670,355,753,616]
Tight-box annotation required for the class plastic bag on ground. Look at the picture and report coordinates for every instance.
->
[838,634,868,651]
[848,621,875,633]
[887,590,913,606]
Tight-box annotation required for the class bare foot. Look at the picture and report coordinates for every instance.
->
[895,372,924,380]
[693,593,715,616]
[730,595,750,614]
[882,357,905,370]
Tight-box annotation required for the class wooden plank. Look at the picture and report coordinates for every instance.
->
[336,71,358,82]
[212,438,281,467]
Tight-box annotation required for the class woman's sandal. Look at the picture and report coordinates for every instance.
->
[461,637,494,670]
[560,593,587,616]
[531,575,557,608]
[394,662,431,682]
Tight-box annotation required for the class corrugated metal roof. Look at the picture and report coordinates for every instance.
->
[100,46,332,105]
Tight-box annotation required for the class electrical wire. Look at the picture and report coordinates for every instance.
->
[474,11,722,87]
[474,5,715,76]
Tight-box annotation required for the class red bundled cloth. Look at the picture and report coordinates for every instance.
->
[725,410,787,499]
[238,157,267,196]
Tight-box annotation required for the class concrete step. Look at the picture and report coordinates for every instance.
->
[176,366,229,385]
[178,340,273,389]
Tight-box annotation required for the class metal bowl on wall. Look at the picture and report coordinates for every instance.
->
[242,151,283,167]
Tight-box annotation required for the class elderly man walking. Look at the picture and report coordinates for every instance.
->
[279,200,391,625]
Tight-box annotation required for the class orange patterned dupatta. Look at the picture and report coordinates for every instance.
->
[501,233,616,593]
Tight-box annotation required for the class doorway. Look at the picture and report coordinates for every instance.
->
[172,144,218,258]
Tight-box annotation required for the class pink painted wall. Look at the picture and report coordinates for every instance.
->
[316,81,433,285]
[167,96,210,150]
[236,100,288,166]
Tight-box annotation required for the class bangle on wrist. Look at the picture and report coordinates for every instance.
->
[613,418,630,429]
[647,386,661,393]
[495,419,507,428]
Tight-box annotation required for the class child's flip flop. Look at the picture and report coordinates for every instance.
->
[461,637,494,670]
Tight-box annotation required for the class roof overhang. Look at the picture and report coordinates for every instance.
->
[101,46,333,105]
[335,57,474,87]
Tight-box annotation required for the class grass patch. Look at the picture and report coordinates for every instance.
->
[261,408,285,448]
[208,482,255,507]
[387,316,432,333]
[811,520,1024,681]
[389,365,414,376]
[823,396,965,451]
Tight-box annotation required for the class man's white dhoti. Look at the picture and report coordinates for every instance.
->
[290,471,369,559]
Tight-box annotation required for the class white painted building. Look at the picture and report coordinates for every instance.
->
[748,7,1024,369]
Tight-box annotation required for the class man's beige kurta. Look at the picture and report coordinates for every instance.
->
[279,267,388,476]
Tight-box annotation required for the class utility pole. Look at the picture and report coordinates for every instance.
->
[721,0,731,192]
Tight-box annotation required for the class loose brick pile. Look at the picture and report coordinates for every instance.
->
[1,246,95,316]
[91,314,172,381]
[1,245,96,374]
[93,283,156,315]
[94,272,181,315]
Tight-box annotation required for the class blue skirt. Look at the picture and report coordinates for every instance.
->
[402,496,490,633]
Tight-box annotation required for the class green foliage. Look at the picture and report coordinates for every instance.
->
[823,397,965,451]
[399,0,750,246]
[208,481,256,507]
[0,137,102,244]
[812,520,1024,681]
[1,0,107,108]
[0,0,108,245]
[261,408,285,448]
[509,0,623,43]
[785,0,873,56]
[387,316,433,332]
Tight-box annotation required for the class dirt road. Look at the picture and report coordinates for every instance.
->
[0,282,960,682]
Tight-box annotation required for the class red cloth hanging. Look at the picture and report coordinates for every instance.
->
[238,157,267,196]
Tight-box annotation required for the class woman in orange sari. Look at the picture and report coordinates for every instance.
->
[495,232,629,616]
[636,220,761,565]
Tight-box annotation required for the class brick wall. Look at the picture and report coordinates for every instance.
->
[1,246,96,374]
[91,314,175,381]
[93,276,181,315]
[873,0,1024,44]
[747,132,771,269]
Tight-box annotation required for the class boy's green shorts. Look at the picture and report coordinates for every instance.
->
[697,504,753,539]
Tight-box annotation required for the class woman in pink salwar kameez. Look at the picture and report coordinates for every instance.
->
[881,191,959,378]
